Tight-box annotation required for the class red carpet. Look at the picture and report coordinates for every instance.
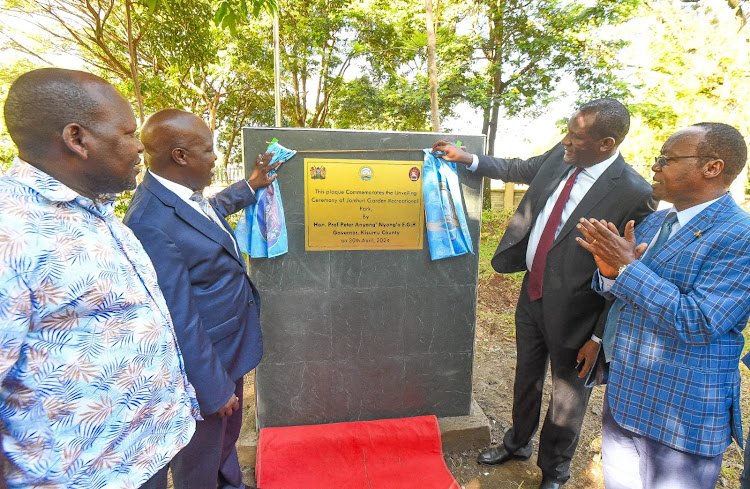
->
[256,415,460,489]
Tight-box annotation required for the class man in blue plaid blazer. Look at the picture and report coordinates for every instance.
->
[577,122,750,489]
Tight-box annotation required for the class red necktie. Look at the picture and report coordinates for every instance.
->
[527,167,582,301]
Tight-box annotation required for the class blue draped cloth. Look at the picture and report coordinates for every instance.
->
[235,142,296,258]
[422,149,473,260]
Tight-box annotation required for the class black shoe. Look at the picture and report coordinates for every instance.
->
[477,441,533,465]
[538,476,565,489]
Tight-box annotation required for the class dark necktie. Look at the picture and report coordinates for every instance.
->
[602,211,678,360]
[527,167,583,301]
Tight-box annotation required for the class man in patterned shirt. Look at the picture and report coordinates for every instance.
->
[0,68,200,488]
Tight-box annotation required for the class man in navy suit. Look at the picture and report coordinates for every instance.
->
[577,123,750,489]
[124,109,279,489]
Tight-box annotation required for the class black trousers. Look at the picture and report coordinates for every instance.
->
[502,275,593,481]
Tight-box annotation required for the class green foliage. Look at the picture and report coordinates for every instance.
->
[141,0,277,34]
[460,0,642,153]
[478,208,514,280]
[113,191,133,220]
[620,0,750,183]
[328,76,431,131]
[0,57,43,170]
[2,0,747,198]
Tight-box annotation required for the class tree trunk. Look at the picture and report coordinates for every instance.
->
[124,0,145,124]
[482,178,492,211]
[425,0,440,132]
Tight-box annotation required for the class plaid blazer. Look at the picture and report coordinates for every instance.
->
[606,193,750,457]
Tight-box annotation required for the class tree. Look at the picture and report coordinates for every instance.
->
[460,0,641,156]
[0,57,44,170]
[323,0,479,131]
[273,0,359,128]
[622,0,750,192]
[1,0,277,157]
[425,0,440,131]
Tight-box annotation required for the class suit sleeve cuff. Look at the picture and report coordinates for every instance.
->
[244,179,256,197]
[467,154,479,172]
[599,272,616,292]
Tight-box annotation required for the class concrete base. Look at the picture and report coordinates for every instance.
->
[237,397,490,467]
[437,397,491,453]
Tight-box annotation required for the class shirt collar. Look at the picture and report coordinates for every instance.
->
[6,158,115,215]
[667,195,723,228]
[149,170,197,202]
[580,150,620,180]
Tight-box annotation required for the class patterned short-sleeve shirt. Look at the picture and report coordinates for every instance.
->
[0,160,200,488]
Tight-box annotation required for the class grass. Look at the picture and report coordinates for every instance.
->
[478,208,514,280]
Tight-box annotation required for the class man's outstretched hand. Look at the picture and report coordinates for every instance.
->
[431,140,473,165]
[248,151,282,191]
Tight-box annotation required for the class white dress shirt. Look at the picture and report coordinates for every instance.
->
[524,152,619,271]
[469,151,620,269]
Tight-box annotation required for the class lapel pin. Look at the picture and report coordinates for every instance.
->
[694,231,702,238]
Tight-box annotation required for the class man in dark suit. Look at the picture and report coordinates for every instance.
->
[432,98,655,489]
[124,109,278,489]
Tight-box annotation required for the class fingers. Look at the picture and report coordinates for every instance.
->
[578,360,593,378]
[431,139,452,153]
[577,217,625,242]
[256,151,276,165]
[217,394,240,417]
[576,340,599,378]
[623,220,636,241]
[589,218,615,235]
[268,160,282,172]
[634,242,649,260]
[575,236,595,253]
[576,219,597,242]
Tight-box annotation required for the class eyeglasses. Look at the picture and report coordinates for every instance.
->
[653,155,716,168]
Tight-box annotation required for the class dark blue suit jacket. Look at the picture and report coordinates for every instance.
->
[123,172,262,415]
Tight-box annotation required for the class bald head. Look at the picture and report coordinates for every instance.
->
[4,68,144,199]
[4,68,120,160]
[141,109,206,169]
[142,109,216,191]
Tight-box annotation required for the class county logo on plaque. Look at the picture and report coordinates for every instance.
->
[409,167,420,182]
[359,167,373,181]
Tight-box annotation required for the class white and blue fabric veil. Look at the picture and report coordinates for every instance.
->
[235,141,296,258]
[422,149,473,260]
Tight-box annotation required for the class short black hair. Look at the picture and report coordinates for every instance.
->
[3,68,110,158]
[578,98,631,144]
[692,122,748,183]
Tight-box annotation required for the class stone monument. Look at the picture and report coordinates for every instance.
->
[241,128,485,430]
